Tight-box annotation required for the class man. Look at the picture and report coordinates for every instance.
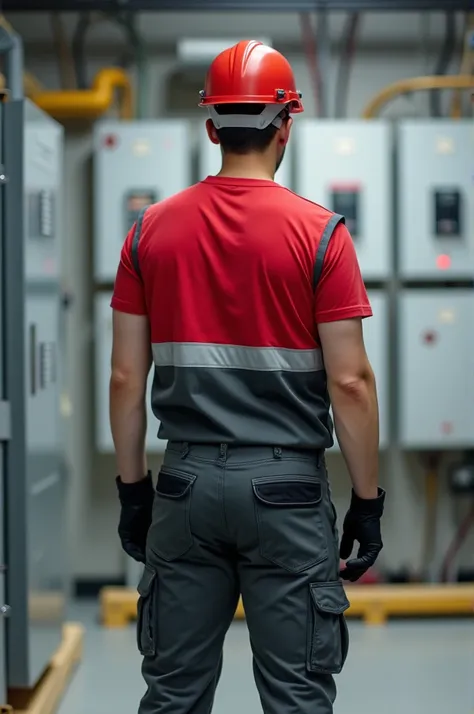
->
[110,40,384,714]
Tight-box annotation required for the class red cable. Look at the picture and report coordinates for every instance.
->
[299,12,321,117]
[440,502,474,583]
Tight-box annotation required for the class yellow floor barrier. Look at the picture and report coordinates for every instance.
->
[2,623,84,714]
[101,584,474,628]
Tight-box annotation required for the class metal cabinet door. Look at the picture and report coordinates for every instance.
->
[0,97,8,704]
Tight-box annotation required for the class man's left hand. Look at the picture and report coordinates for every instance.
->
[116,472,155,563]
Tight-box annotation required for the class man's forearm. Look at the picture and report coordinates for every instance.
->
[330,374,379,500]
[110,378,147,484]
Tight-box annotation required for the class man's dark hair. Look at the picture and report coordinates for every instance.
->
[214,104,289,155]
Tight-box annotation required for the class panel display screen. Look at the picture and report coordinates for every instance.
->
[331,188,360,238]
[124,190,157,231]
[434,189,462,238]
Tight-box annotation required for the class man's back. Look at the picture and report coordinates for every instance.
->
[112,176,370,446]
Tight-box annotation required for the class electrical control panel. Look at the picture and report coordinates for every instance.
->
[24,101,63,283]
[295,120,392,280]
[93,120,191,283]
[398,121,474,280]
[329,291,389,452]
[198,122,293,188]
[398,290,474,448]
[95,293,167,453]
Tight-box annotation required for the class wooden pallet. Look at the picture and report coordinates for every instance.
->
[100,584,474,628]
[2,623,84,714]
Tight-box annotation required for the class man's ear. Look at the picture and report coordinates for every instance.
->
[279,116,293,147]
[206,118,220,145]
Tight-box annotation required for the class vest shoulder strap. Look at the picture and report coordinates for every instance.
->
[131,206,150,280]
[313,213,346,291]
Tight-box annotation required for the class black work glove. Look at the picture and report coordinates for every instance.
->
[116,471,154,563]
[339,488,385,582]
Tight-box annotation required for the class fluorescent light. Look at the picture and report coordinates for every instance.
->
[177,38,272,63]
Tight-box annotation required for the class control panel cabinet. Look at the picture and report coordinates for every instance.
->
[296,120,392,280]
[93,121,191,282]
[398,290,474,448]
[398,121,474,280]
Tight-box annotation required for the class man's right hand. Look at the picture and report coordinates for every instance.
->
[116,472,155,563]
[339,488,385,582]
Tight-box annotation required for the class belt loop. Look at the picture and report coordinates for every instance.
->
[218,443,228,462]
[181,442,190,459]
[273,447,282,459]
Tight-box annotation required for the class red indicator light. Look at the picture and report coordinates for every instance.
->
[103,134,118,149]
[436,254,451,270]
[422,331,437,345]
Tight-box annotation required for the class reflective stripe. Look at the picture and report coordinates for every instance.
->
[131,205,149,279]
[313,213,345,290]
[152,342,324,372]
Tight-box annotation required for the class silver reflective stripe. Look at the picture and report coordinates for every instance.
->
[152,343,324,372]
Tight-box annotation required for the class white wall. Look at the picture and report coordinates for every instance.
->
[16,18,473,582]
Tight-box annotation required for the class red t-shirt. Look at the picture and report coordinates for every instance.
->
[111,176,371,447]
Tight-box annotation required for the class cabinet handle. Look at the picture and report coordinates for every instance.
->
[30,324,37,396]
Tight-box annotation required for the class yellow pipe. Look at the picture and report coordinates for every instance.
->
[362,75,474,119]
[31,67,133,121]
[451,16,474,119]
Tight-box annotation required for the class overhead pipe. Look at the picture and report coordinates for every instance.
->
[316,7,330,118]
[31,67,134,120]
[362,74,474,119]
[430,12,457,117]
[72,12,92,89]
[51,11,77,89]
[300,12,321,117]
[450,13,474,118]
[334,12,361,119]
[113,13,149,119]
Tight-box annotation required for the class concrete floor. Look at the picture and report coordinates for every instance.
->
[58,601,474,714]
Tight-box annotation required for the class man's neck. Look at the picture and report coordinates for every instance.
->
[217,153,275,181]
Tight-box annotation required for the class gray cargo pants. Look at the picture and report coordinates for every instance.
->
[137,442,350,714]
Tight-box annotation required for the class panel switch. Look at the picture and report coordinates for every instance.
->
[434,188,462,238]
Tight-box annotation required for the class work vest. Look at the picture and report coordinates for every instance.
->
[131,205,345,449]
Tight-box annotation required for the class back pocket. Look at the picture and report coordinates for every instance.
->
[307,581,350,675]
[148,468,196,562]
[252,475,328,573]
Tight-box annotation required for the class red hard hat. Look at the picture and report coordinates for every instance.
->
[199,40,303,127]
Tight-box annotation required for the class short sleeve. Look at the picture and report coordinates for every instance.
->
[314,222,372,323]
[110,225,147,315]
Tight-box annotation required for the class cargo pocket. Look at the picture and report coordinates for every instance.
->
[136,565,157,657]
[307,581,350,675]
[252,475,328,573]
[149,468,196,561]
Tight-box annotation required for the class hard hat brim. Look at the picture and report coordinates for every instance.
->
[199,94,304,114]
